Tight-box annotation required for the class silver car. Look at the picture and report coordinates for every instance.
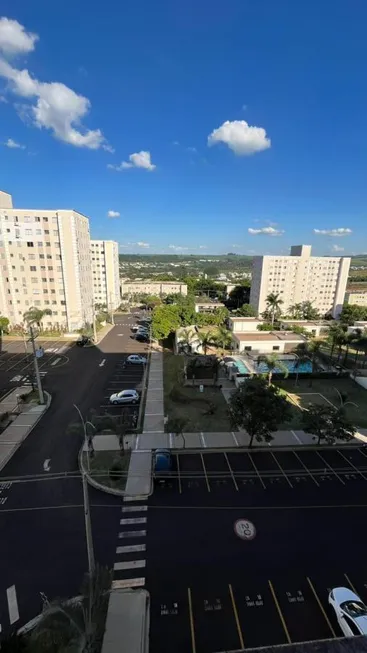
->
[109,389,140,405]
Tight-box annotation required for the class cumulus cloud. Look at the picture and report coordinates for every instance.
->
[0,17,111,150]
[0,17,38,56]
[3,137,25,149]
[248,226,284,236]
[313,228,352,237]
[136,241,150,248]
[199,245,207,249]
[108,151,156,171]
[0,94,7,102]
[168,244,189,251]
[208,119,271,156]
[331,244,345,252]
[107,210,120,218]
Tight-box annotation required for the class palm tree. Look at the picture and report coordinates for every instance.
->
[215,325,232,351]
[197,330,215,355]
[23,307,52,329]
[257,353,289,386]
[178,327,195,353]
[265,292,284,327]
[327,323,346,362]
[296,340,321,387]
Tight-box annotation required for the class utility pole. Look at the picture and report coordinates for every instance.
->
[92,301,98,344]
[109,293,115,326]
[82,471,95,646]
[29,326,45,405]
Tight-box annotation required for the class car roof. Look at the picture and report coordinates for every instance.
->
[355,616,367,633]
[119,389,137,394]
[333,587,359,602]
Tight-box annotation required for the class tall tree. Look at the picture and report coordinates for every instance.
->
[257,353,289,386]
[302,405,356,445]
[151,305,181,340]
[166,417,188,448]
[327,323,346,361]
[236,303,257,317]
[340,303,367,326]
[197,330,215,355]
[265,292,284,327]
[228,377,292,448]
[215,325,232,350]
[23,307,52,328]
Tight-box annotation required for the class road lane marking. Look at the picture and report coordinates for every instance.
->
[116,544,146,554]
[268,580,291,644]
[200,432,206,448]
[121,505,147,512]
[176,454,182,494]
[337,450,367,481]
[292,451,319,486]
[248,453,266,489]
[114,560,146,571]
[43,459,51,472]
[315,451,345,485]
[120,517,147,525]
[187,588,197,653]
[6,585,19,625]
[344,573,358,595]
[290,429,302,444]
[51,357,61,366]
[99,359,106,367]
[112,578,145,589]
[271,453,293,488]
[229,584,244,649]
[118,530,146,538]
[224,452,238,491]
[307,577,336,637]
[200,453,210,492]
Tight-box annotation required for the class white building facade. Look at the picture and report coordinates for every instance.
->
[344,291,367,307]
[250,245,350,319]
[0,190,93,331]
[121,280,188,297]
[91,240,120,310]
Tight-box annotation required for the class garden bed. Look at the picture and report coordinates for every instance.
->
[82,450,131,491]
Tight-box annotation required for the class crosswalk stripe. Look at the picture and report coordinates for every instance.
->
[114,560,146,571]
[112,578,145,589]
[118,530,146,538]
[120,517,147,525]
[121,505,147,513]
[116,544,146,554]
[7,585,19,625]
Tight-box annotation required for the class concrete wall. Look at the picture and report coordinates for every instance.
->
[228,318,263,333]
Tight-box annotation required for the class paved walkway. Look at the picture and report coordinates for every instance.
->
[142,350,164,435]
[0,387,51,471]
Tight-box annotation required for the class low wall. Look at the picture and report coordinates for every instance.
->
[353,376,367,390]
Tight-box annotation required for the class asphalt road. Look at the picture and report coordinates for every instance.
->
[147,448,367,653]
[0,313,149,635]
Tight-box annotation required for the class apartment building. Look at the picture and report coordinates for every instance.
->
[0,190,93,331]
[344,291,367,307]
[91,240,120,310]
[250,245,350,319]
[120,280,188,297]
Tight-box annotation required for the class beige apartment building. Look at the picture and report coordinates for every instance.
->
[0,190,93,331]
[91,240,120,310]
[120,280,187,297]
[344,291,367,307]
[250,245,350,319]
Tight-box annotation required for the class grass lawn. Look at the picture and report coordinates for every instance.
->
[275,377,367,428]
[163,353,232,432]
[82,449,131,491]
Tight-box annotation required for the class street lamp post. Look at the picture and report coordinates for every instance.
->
[73,404,91,472]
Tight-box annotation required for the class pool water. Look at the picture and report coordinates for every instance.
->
[256,359,312,374]
[235,360,250,374]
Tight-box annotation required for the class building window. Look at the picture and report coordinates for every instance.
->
[45,241,50,247]
[244,346,252,351]
[272,346,280,351]
[35,216,40,222]
[40,254,45,259]
[31,277,37,283]
[43,217,49,222]
[52,300,57,305]
[28,254,35,260]
[47,255,52,259]
[44,300,50,305]
[48,266,53,271]
[27,242,34,247]
[33,289,40,295]
[51,289,55,294]
[30,266,37,271]
[34,300,41,306]
[53,230,58,237]
[42,277,47,282]
[52,216,58,223]
[23,216,31,223]
[43,289,48,294]
[25,229,32,236]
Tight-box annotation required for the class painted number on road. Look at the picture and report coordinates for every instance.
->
[160,602,179,616]
[245,594,263,607]
[234,519,256,541]
[286,590,304,603]
[204,598,222,612]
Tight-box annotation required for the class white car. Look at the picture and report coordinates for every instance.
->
[126,354,147,365]
[109,389,140,405]
[328,587,367,637]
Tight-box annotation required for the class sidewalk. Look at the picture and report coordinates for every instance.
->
[142,350,164,435]
[0,387,51,472]
[101,588,149,653]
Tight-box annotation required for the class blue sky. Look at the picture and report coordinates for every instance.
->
[0,0,367,256]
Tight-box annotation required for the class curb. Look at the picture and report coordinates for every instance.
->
[78,446,126,496]
[0,391,52,473]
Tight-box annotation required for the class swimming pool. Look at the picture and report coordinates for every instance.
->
[256,358,312,374]
[235,359,251,374]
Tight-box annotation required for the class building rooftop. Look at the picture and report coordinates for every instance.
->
[232,331,305,342]
[229,317,261,322]
[281,319,330,326]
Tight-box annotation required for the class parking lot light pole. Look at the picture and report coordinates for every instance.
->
[29,326,45,405]
[74,404,90,472]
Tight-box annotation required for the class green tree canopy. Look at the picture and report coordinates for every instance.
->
[152,305,181,340]
[228,377,292,447]
[302,405,356,445]
[257,353,289,386]
[264,292,283,326]
[236,303,257,317]
[0,315,10,334]
[23,307,52,327]
[288,301,320,320]
[340,303,367,325]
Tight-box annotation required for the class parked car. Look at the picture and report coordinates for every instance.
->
[328,587,367,637]
[153,449,174,486]
[136,334,150,343]
[109,389,140,405]
[126,354,147,365]
[76,335,92,347]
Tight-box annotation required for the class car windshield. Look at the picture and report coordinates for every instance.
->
[341,601,367,618]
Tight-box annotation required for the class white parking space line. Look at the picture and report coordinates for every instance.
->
[114,560,146,571]
[224,452,238,491]
[120,517,147,525]
[271,452,293,488]
[51,357,61,366]
[292,451,319,486]
[7,585,19,624]
[112,578,145,589]
[316,451,345,485]
[337,450,367,481]
[121,505,147,512]
[116,544,146,554]
[118,530,146,538]
[248,452,266,489]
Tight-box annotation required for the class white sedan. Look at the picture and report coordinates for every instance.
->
[109,389,140,405]
[126,355,147,365]
[328,587,367,637]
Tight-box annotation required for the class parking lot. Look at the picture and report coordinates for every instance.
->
[152,447,367,498]
[147,446,367,652]
[0,338,72,385]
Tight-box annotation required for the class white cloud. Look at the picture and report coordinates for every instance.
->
[0,94,7,102]
[248,226,284,236]
[313,228,352,237]
[136,241,150,248]
[168,244,189,251]
[3,137,25,149]
[0,17,110,150]
[0,17,38,56]
[199,245,207,249]
[331,244,345,252]
[108,150,156,171]
[208,119,271,156]
[107,210,120,218]
[186,146,197,153]
[102,143,115,153]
